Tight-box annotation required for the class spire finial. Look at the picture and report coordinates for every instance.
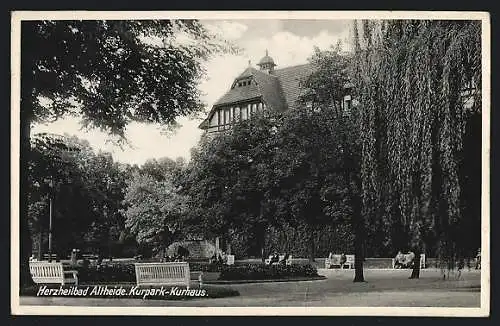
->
[265,49,268,56]
[248,60,251,67]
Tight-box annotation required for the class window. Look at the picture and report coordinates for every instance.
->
[234,107,240,120]
[343,95,352,114]
[263,103,267,110]
[258,103,263,111]
[218,110,224,131]
[225,108,230,124]
[247,104,252,118]
[241,106,248,120]
[209,110,218,127]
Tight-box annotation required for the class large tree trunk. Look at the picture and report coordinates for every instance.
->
[258,226,266,263]
[353,218,365,282]
[20,105,34,288]
[352,194,365,282]
[308,224,316,263]
[20,22,35,289]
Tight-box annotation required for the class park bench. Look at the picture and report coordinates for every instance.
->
[265,254,293,266]
[82,253,99,260]
[42,253,58,261]
[325,254,355,269]
[134,262,190,288]
[345,254,355,269]
[392,253,426,269]
[29,261,79,285]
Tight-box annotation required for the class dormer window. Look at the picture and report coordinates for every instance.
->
[233,79,252,89]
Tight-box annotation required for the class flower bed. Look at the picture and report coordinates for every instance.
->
[218,263,318,281]
[64,260,319,284]
[69,261,223,284]
[72,262,136,284]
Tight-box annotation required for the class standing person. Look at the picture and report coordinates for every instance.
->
[475,248,481,269]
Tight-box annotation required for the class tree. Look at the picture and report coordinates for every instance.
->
[298,46,365,281]
[185,113,280,258]
[20,20,232,286]
[28,134,132,260]
[122,169,189,258]
[272,107,359,264]
[352,20,482,278]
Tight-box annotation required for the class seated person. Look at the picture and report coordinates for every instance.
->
[209,253,217,264]
[340,253,347,268]
[405,251,416,268]
[269,252,280,265]
[279,253,289,266]
[394,251,404,268]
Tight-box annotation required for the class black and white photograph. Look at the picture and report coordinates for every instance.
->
[10,11,490,316]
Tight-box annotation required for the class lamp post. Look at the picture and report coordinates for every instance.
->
[45,177,54,262]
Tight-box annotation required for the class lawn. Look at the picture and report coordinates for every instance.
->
[19,268,481,307]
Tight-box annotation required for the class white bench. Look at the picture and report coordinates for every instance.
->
[345,254,355,269]
[134,262,190,288]
[29,261,79,285]
[325,254,355,269]
[392,253,426,269]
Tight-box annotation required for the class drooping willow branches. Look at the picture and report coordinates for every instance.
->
[352,20,482,273]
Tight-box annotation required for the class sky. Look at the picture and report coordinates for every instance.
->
[32,19,353,166]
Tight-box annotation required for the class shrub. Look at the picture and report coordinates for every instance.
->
[72,263,136,283]
[218,263,318,280]
[188,262,224,272]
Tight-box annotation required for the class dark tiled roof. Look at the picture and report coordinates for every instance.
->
[212,68,262,107]
[199,63,314,129]
[273,64,314,110]
[252,69,287,112]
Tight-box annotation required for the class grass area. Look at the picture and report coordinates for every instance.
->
[205,275,327,284]
[19,269,481,307]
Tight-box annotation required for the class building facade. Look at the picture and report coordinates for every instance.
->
[198,51,350,133]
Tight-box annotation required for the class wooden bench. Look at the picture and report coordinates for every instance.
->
[29,261,78,285]
[325,254,355,269]
[392,253,426,269]
[134,262,190,288]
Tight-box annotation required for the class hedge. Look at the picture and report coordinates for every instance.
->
[218,263,318,281]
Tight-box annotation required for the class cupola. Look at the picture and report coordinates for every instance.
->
[257,49,276,74]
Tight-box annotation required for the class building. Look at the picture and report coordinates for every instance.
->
[199,51,353,133]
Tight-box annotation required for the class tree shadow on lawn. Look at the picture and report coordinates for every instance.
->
[313,270,481,295]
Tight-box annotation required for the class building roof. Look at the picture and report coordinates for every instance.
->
[199,62,315,129]
[273,64,314,110]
